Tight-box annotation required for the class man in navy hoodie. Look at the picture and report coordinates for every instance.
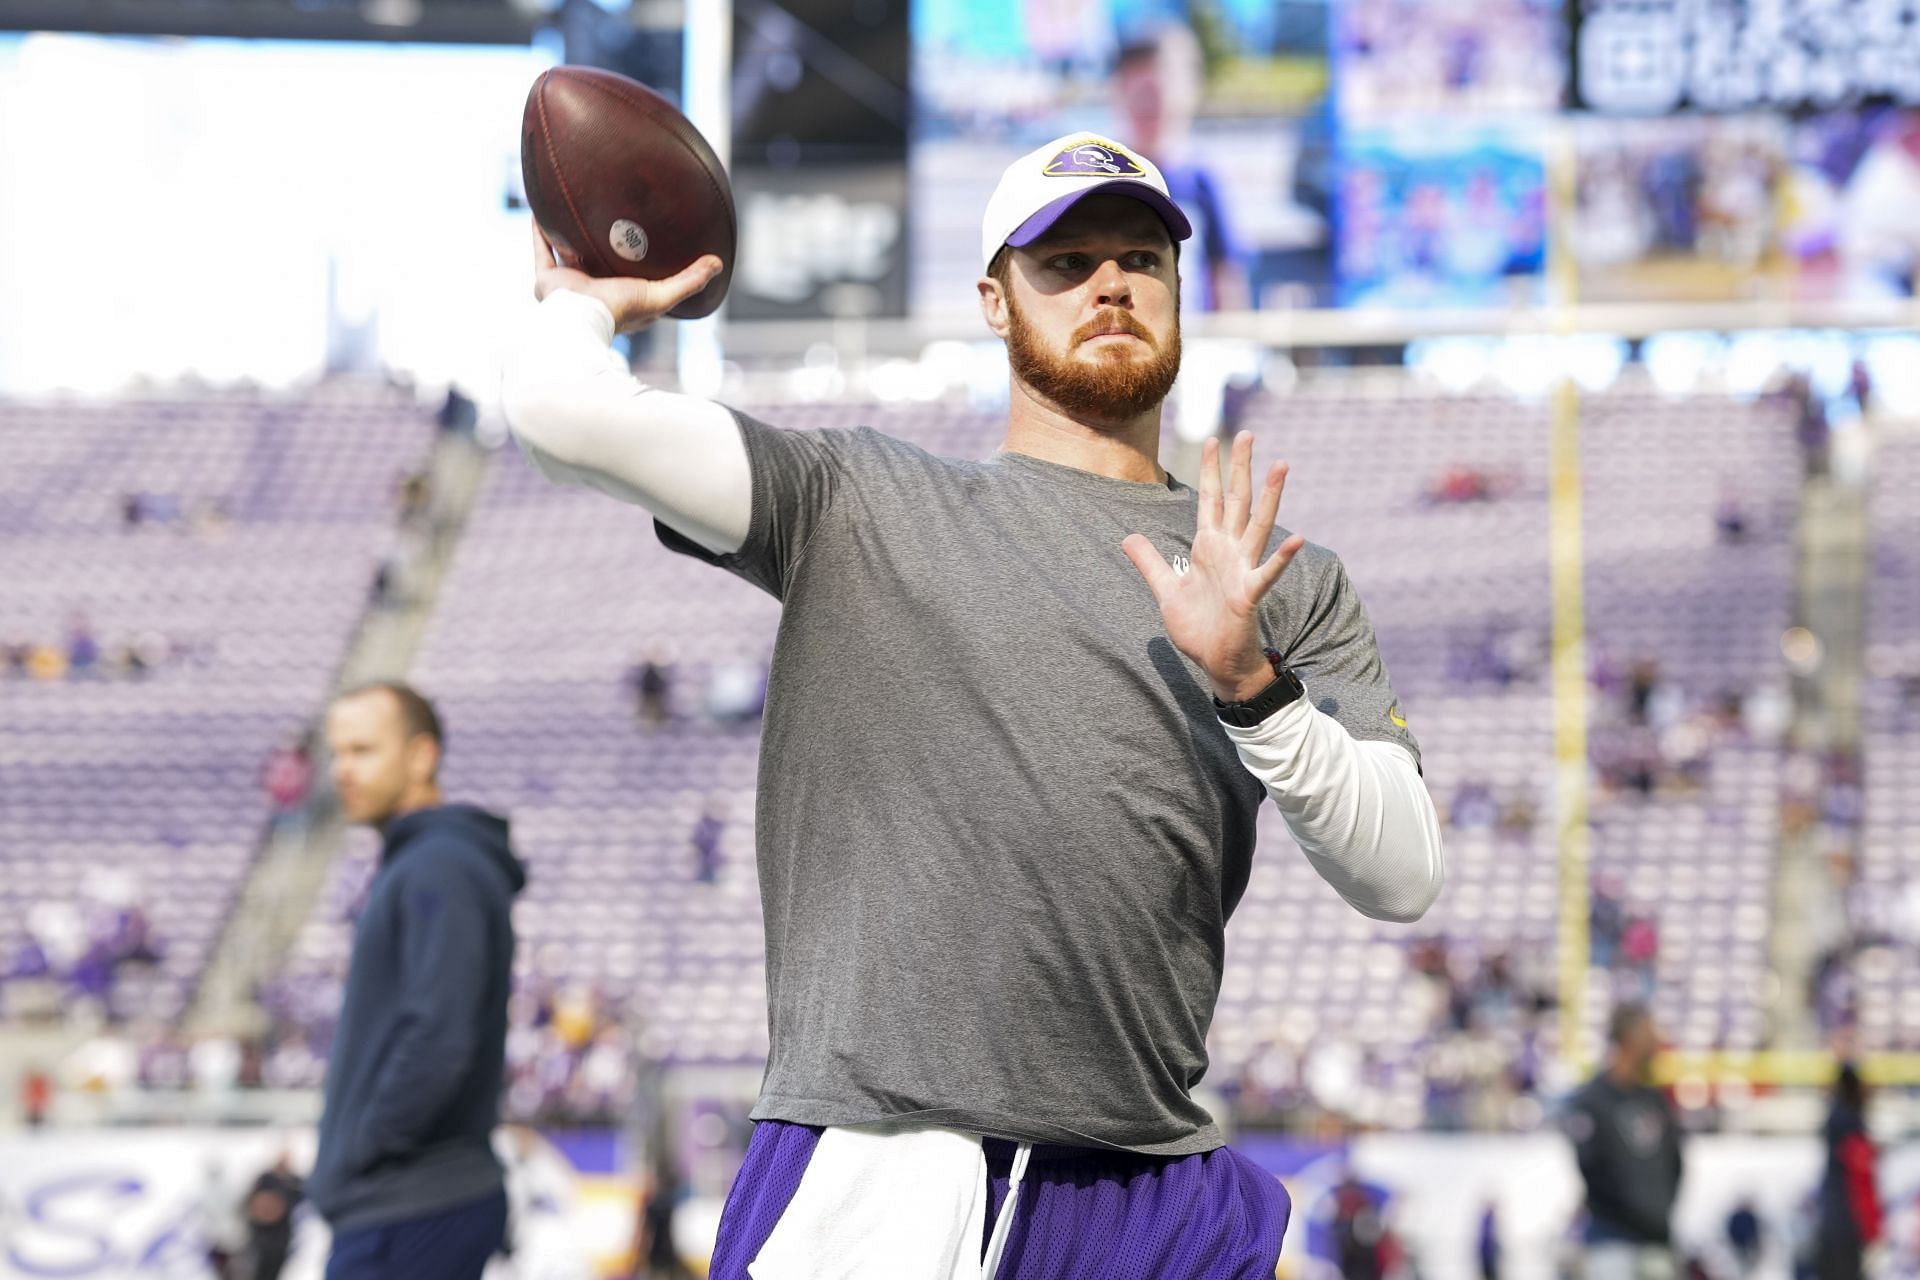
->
[309,681,526,1280]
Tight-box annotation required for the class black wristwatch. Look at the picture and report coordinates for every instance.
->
[1212,649,1305,728]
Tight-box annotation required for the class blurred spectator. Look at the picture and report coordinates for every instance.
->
[243,1153,304,1280]
[692,803,725,886]
[198,1158,246,1280]
[1333,1171,1388,1280]
[436,385,479,436]
[632,1167,688,1279]
[628,653,673,728]
[1567,1005,1683,1280]
[1848,359,1873,417]
[1428,465,1496,504]
[20,1065,51,1127]
[65,613,99,677]
[26,642,68,681]
[1627,659,1663,724]
[1816,1065,1879,1280]
[1715,487,1750,543]
[1776,372,1831,478]
[369,536,409,609]
[1726,1199,1763,1278]
[113,902,162,968]
[262,737,315,838]
[552,986,600,1052]
[369,520,428,611]
[1620,916,1660,1001]
[1113,24,1247,311]
[397,468,432,530]
[114,642,150,680]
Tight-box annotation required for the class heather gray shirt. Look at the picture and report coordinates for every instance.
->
[657,411,1419,1155]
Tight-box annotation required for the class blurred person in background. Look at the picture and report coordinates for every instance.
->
[65,611,100,677]
[630,1164,688,1280]
[262,734,316,839]
[1566,1005,1684,1280]
[19,1064,51,1127]
[1725,1198,1763,1278]
[627,649,673,728]
[1113,24,1248,311]
[199,1157,246,1279]
[307,682,526,1280]
[691,803,724,886]
[1333,1171,1387,1280]
[243,1152,304,1280]
[1478,1200,1501,1280]
[1815,1064,1880,1280]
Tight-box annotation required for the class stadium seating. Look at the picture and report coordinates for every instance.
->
[1219,383,1795,1121]
[1859,424,1920,1048]
[0,394,434,1023]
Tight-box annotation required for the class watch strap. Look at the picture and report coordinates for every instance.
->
[1213,664,1305,728]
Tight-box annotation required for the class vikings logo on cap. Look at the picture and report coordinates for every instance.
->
[1042,138,1146,178]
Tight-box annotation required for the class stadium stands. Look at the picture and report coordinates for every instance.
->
[1857,424,1920,1048]
[1219,382,1797,1123]
[0,394,434,1025]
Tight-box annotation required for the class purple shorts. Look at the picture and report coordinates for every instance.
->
[708,1120,1290,1280]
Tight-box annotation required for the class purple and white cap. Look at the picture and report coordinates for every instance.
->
[980,133,1193,273]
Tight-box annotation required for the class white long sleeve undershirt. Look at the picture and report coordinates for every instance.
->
[1223,701,1444,923]
[501,290,750,557]
[500,290,1445,923]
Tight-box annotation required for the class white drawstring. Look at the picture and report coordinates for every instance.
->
[979,1140,1032,1280]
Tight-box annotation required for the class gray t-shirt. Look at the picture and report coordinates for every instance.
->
[657,410,1419,1155]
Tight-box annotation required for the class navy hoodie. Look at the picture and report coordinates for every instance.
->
[308,804,526,1231]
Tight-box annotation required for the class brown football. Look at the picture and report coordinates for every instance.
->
[521,66,735,320]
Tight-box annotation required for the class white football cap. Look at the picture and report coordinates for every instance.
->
[979,132,1193,274]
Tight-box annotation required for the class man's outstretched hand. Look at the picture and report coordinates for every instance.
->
[531,221,721,335]
[1123,431,1306,703]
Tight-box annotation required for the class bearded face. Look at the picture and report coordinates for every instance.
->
[1005,291,1182,423]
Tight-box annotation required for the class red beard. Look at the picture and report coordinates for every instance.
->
[1006,301,1181,422]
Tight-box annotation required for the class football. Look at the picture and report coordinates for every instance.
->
[521,66,736,320]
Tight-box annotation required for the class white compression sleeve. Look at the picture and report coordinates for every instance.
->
[498,290,752,556]
[1223,699,1445,923]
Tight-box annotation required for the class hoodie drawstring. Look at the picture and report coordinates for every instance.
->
[980,1139,1031,1280]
